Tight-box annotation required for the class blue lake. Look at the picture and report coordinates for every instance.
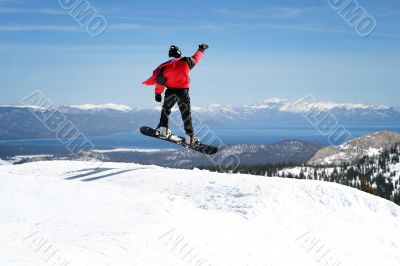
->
[1,126,400,149]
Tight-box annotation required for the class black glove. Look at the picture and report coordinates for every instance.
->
[155,94,162,103]
[198,44,209,52]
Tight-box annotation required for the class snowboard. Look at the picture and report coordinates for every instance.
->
[140,126,219,155]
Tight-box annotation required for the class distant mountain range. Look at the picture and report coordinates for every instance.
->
[91,140,322,168]
[1,98,400,140]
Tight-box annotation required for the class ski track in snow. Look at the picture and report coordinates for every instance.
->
[1,160,400,266]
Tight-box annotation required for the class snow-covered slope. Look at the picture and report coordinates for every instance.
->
[1,161,399,266]
[0,159,10,165]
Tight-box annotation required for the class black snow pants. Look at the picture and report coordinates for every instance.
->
[158,88,194,136]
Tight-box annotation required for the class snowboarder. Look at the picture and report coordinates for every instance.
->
[143,44,209,146]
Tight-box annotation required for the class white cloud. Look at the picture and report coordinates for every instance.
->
[0,25,78,31]
[268,7,310,19]
[0,0,22,2]
[0,23,155,32]
[108,23,149,30]
[242,22,351,34]
[0,7,64,14]
[108,15,201,25]
[209,8,265,19]
[210,6,319,20]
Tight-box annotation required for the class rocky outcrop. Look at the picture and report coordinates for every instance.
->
[308,131,400,165]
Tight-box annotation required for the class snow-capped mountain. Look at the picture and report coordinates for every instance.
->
[0,105,140,140]
[309,131,400,165]
[1,98,399,141]
[61,103,133,113]
[5,97,399,115]
[249,98,391,113]
[1,160,399,265]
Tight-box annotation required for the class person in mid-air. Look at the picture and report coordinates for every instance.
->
[143,44,209,146]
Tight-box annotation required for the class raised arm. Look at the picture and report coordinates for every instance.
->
[192,50,204,64]
[184,44,209,70]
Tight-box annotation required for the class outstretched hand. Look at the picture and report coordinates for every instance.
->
[198,44,209,52]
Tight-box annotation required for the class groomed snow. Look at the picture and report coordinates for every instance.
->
[1,160,399,266]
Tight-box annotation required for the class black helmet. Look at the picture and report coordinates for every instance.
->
[169,45,182,58]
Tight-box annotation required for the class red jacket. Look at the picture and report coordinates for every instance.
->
[143,50,204,94]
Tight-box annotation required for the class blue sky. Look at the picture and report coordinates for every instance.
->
[0,0,399,107]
